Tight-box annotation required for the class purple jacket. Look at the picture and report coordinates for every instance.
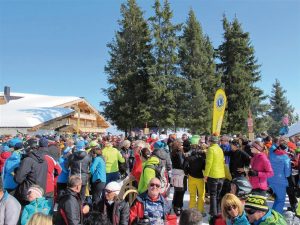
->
[249,153,274,190]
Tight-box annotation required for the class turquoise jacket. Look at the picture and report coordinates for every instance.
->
[90,155,106,183]
[2,151,21,190]
[226,211,250,225]
[21,197,52,225]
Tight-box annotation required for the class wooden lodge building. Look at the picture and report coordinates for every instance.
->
[0,87,109,135]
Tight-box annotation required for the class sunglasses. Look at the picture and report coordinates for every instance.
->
[27,191,32,195]
[226,205,237,212]
[245,208,256,215]
[150,183,161,188]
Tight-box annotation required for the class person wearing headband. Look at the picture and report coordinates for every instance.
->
[21,185,52,225]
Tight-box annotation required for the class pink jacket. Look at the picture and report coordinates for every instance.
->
[249,153,274,190]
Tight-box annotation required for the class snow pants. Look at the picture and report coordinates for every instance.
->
[188,175,205,213]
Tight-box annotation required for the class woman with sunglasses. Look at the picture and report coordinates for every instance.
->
[221,193,250,225]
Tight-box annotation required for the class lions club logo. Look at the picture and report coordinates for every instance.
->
[216,94,225,111]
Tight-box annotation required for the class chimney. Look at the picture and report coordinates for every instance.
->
[4,86,10,103]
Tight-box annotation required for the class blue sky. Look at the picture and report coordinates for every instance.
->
[1,0,300,128]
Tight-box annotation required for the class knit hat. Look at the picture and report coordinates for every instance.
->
[159,134,168,142]
[190,135,200,145]
[14,142,23,150]
[105,181,121,195]
[26,138,39,149]
[154,141,165,150]
[151,133,157,140]
[28,185,44,198]
[288,142,296,151]
[39,137,48,147]
[256,137,263,142]
[245,195,268,212]
[89,141,98,148]
[231,176,252,198]
[76,140,86,151]
[209,135,219,143]
[251,142,264,152]
[170,134,177,140]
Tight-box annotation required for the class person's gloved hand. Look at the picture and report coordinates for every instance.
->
[248,169,258,177]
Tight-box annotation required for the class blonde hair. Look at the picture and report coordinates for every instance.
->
[132,140,146,149]
[221,193,244,220]
[26,212,52,225]
[122,140,131,149]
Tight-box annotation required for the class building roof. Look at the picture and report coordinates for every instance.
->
[287,121,300,137]
[0,92,82,128]
[0,92,81,107]
[0,105,74,127]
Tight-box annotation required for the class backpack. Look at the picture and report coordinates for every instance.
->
[144,160,170,197]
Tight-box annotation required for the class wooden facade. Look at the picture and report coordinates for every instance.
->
[31,98,109,133]
[0,92,109,135]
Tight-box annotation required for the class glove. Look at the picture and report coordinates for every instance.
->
[248,169,258,177]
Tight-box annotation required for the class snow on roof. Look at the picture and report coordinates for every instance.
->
[0,92,78,128]
[287,121,300,137]
[0,105,73,127]
[0,92,80,107]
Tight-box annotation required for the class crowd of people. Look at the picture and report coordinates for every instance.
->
[0,131,300,225]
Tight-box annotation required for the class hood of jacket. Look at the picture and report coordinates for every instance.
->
[58,187,79,202]
[0,151,11,160]
[152,149,168,161]
[144,156,160,167]
[7,151,21,161]
[28,150,45,163]
[29,197,51,208]
[256,209,286,225]
[73,150,87,160]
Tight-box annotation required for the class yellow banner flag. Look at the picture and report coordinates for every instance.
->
[212,89,227,134]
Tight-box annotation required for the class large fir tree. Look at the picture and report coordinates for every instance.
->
[147,0,181,130]
[268,79,294,136]
[217,16,267,134]
[101,0,154,133]
[178,9,219,133]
